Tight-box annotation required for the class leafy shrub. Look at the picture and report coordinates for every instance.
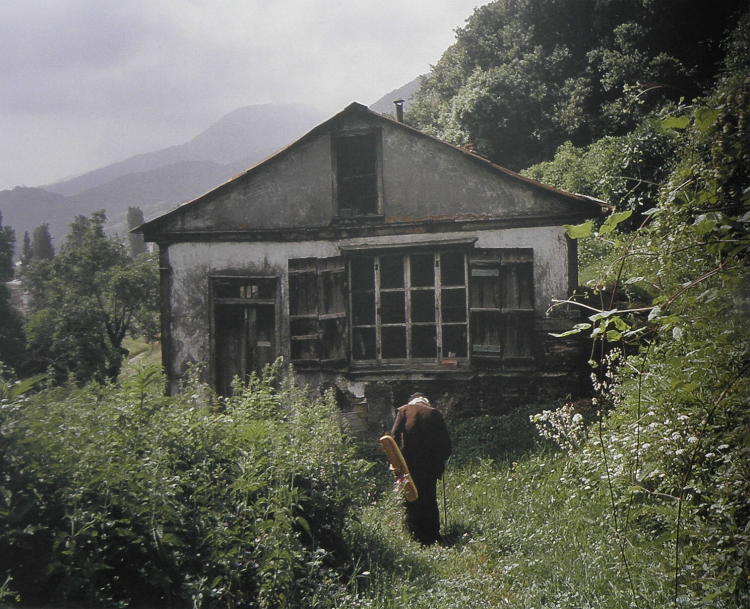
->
[0,362,371,608]
[448,404,541,465]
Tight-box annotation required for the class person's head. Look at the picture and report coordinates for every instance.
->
[407,392,430,405]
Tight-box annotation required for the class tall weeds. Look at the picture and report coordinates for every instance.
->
[0,362,371,608]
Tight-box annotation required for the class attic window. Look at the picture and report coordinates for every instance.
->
[334,132,380,216]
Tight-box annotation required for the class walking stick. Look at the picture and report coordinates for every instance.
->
[442,474,448,531]
[441,460,450,532]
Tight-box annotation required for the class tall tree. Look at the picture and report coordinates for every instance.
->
[23,211,159,383]
[21,231,32,265]
[0,211,15,281]
[126,206,147,256]
[0,283,26,372]
[31,224,54,260]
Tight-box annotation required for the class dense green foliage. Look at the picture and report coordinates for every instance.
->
[0,285,25,376]
[21,211,159,383]
[522,119,680,215]
[29,223,54,261]
[408,0,745,171]
[126,206,147,257]
[0,212,24,373]
[0,363,371,608]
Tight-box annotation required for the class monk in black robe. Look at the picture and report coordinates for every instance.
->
[390,393,452,544]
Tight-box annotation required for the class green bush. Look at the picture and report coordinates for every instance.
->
[0,362,371,608]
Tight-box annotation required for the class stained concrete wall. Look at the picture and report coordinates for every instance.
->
[164,134,334,232]
[153,113,592,234]
[163,225,573,395]
[380,122,577,219]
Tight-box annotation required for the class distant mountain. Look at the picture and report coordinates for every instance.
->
[369,76,424,117]
[0,187,68,249]
[0,103,326,245]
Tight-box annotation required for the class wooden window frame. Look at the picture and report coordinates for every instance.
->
[349,250,469,367]
[209,275,279,394]
[332,129,383,218]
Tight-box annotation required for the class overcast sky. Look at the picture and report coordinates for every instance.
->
[0,0,479,191]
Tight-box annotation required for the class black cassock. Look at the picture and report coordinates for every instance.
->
[390,401,452,544]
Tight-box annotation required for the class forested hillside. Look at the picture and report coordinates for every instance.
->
[1,1,748,607]
[408,0,746,171]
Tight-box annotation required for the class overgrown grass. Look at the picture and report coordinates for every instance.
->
[2,353,746,608]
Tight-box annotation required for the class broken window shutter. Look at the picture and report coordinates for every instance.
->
[289,258,320,366]
[500,249,535,363]
[470,248,535,365]
[469,249,504,361]
[317,256,348,367]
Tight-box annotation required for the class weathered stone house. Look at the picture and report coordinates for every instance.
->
[138,102,602,425]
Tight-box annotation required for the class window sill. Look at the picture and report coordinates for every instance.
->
[332,214,384,225]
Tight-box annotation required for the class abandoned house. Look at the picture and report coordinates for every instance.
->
[137,102,604,426]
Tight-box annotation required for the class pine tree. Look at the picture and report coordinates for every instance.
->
[126,206,147,256]
[31,224,54,260]
[21,231,32,265]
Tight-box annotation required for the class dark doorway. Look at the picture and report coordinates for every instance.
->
[212,277,277,395]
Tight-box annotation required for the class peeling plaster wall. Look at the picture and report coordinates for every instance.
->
[164,134,334,232]
[163,224,570,392]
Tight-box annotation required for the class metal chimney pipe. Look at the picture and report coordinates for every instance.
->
[393,99,405,122]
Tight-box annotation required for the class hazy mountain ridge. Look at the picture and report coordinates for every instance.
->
[0,103,326,244]
[369,76,423,116]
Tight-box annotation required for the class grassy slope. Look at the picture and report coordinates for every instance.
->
[347,453,675,609]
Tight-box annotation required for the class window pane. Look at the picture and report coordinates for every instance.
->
[441,288,467,322]
[411,290,435,322]
[352,327,376,360]
[351,258,375,291]
[215,278,277,300]
[352,291,375,325]
[291,338,319,361]
[320,317,346,360]
[351,257,374,291]
[254,279,276,299]
[411,325,436,358]
[441,252,465,286]
[339,176,378,215]
[381,291,405,324]
[410,254,434,287]
[382,327,406,359]
[336,134,376,177]
[380,255,404,289]
[442,325,467,358]
[320,271,345,314]
[290,317,317,337]
[214,279,242,298]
